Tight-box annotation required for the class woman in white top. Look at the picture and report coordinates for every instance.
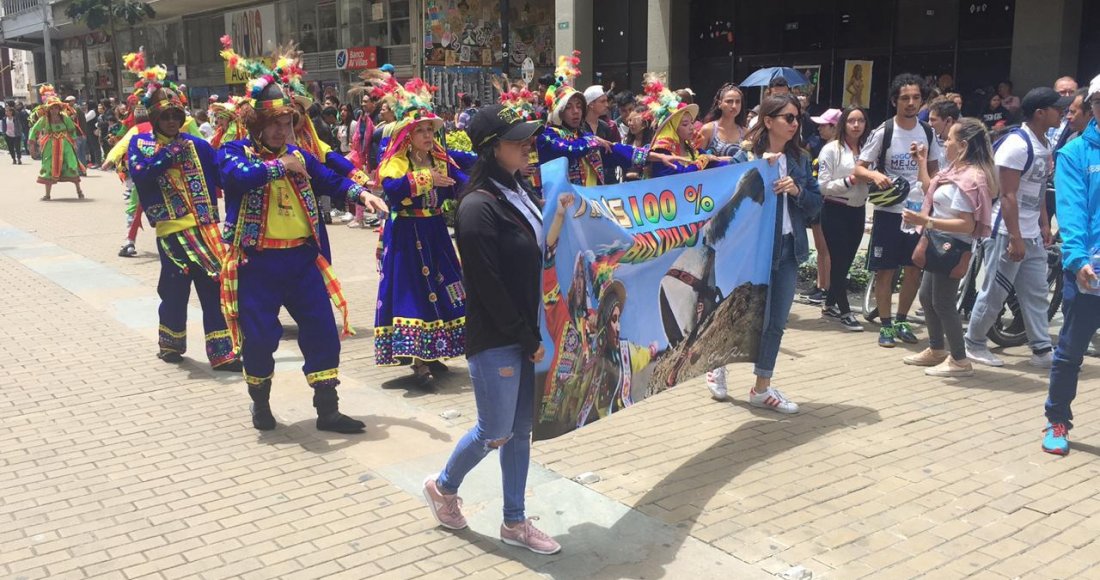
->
[817,107,872,330]
[902,118,997,377]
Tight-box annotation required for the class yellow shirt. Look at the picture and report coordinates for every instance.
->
[265,176,311,240]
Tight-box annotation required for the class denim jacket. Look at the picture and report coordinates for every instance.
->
[732,149,823,267]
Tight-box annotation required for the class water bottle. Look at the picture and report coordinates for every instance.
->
[1088,248,1100,295]
[900,198,922,234]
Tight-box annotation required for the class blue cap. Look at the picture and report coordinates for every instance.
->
[380,63,395,73]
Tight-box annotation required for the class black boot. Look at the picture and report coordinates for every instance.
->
[158,350,183,363]
[313,385,365,434]
[249,381,276,431]
[213,358,243,372]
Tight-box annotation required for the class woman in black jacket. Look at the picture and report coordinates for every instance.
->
[421,105,562,556]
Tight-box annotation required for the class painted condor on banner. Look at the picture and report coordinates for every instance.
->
[534,157,779,441]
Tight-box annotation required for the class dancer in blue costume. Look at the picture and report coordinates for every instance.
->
[218,45,389,433]
[369,72,467,384]
[123,49,240,371]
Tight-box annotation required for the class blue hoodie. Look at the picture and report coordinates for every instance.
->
[1054,118,1100,274]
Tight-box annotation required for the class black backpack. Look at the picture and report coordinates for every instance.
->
[876,119,936,172]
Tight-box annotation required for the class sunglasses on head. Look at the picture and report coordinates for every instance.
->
[769,113,799,125]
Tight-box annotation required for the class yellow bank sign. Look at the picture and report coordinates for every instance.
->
[225,57,275,85]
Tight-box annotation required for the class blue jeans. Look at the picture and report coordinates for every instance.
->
[1044,270,1100,429]
[756,234,797,378]
[437,344,534,523]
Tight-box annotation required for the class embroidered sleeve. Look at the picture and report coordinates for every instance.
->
[345,183,367,206]
[266,159,286,181]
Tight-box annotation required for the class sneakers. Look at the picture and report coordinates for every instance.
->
[1029,351,1054,369]
[966,346,1004,367]
[903,348,948,367]
[878,325,897,348]
[822,304,841,319]
[500,517,562,555]
[1042,423,1070,455]
[802,286,826,305]
[839,313,864,332]
[422,475,468,530]
[863,307,879,323]
[924,357,974,377]
[748,386,799,414]
[118,242,137,257]
[705,367,728,400]
[894,321,918,344]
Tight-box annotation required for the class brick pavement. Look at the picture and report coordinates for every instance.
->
[2,161,1100,579]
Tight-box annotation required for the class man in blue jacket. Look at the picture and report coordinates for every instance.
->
[1042,74,1100,455]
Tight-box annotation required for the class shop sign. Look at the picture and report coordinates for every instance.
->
[336,47,378,71]
[226,57,275,84]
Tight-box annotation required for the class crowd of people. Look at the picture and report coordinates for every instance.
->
[10,37,1100,554]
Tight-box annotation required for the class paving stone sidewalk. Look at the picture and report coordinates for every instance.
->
[2,163,1100,579]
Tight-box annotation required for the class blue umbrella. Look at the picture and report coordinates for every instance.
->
[739,67,809,88]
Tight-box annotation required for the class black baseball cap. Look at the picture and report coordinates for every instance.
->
[1021,87,1073,117]
[465,104,543,149]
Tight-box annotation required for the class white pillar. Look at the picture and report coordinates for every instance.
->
[1010,0,1081,91]
[646,0,687,87]
[554,0,593,87]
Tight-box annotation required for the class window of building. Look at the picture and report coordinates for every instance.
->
[185,13,226,65]
[346,0,410,63]
[592,0,647,92]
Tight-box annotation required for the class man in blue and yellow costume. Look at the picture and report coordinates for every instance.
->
[124,50,240,372]
[537,51,680,186]
[217,47,389,433]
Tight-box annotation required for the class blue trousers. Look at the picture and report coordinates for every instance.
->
[1044,270,1100,429]
[756,234,798,378]
[238,244,340,387]
[437,344,534,523]
[156,236,234,367]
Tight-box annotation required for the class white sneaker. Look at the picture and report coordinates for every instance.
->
[748,386,799,414]
[338,211,354,223]
[705,367,728,400]
[965,346,1004,367]
[1029,351,1053,369]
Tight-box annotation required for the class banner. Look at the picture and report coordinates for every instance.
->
[224,4,276,59]
[533,158,779,441]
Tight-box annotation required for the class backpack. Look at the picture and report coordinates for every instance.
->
[989,127,1034,237]
[876,119,935,173]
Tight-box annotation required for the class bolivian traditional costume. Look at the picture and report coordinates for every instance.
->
[641,73,720,178]
[370,74,467,376]
[123,50,238,371]
[28,85,83,189]
[218,46,379,433]
[536,52,649,187]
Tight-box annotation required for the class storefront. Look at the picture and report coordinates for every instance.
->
[686,0,1017,123]
[422,0,553,111]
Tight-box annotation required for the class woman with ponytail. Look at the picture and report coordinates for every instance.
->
[901,117,996,377]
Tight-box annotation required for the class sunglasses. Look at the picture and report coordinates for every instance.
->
[769,113,800,125]
[161,110,185,122]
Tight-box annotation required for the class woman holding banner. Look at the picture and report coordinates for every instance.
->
[705,94,822,412]
[422,104,562,555]
[640,74,729,179]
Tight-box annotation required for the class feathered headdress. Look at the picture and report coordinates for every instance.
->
[122,47,181,116]
[362,69,441,128]
[642,72,699,153]
[544,51,583,126]
[499,88,537,121]
[38,84,62,108]
[220,35,309,112]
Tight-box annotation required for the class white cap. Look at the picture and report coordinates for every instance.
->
[64,95,76,102]
[1090,74,1100,99]
[583,85,606,104]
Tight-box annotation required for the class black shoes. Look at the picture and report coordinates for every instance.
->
[157,351,184,363]
[249,381,276,431]
[313,385,366,434]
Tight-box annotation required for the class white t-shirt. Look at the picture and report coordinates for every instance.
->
[993,124,1051,239]
[859,119,941,215]
[777,154,793,235]
[931,183,975,243]
[492,179,544,248]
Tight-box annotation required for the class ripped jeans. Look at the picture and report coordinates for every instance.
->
[437,344,534,523]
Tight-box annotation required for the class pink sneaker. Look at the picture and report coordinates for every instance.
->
[500,517,561,555]
[422,474,467,530]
